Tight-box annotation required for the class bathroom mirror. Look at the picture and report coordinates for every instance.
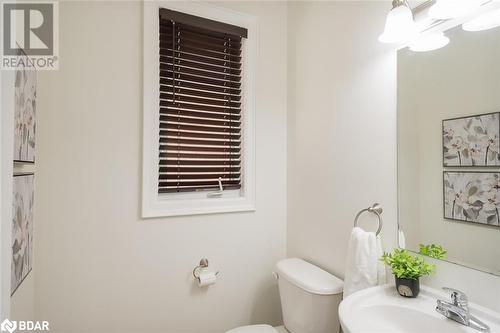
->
[397,25,500,276]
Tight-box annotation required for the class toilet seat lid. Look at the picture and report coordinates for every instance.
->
[225,325,278,333]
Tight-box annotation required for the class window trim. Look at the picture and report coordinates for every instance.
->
[142,1,257,218]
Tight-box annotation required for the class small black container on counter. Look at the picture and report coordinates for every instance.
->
[395,277,420,298]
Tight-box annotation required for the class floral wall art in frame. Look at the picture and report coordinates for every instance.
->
[443,112,500,167]
[11,173,34,295]
[13,48,37,163]
[443,171,500,227]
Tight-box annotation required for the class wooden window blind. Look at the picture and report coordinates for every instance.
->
[158,9,248,194]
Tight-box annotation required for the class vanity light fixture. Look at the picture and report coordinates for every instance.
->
[462,7,500,31]
[429,0,489,20]
[379,0,419,43]
[408,31,450,52]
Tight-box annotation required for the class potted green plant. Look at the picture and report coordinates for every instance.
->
[380,249,435,298]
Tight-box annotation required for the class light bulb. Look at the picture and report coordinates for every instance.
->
[408,32,450,52]
[463,7,500,31]
[379,4,419,43]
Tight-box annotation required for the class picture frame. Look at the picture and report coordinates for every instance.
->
[13,48,37,164]
[442,112,500,167]
[443,171,500,227]
[11,173,35,295]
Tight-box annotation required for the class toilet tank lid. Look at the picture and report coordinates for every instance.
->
[276,258,343,295]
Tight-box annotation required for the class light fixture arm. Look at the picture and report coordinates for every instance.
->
[392,0,415,17]
[392,0,404,8]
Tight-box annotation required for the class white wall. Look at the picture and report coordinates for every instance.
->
[287,1,398,278]
[286,0,500,313]
[34,2,287,332]
[10,274,34,322]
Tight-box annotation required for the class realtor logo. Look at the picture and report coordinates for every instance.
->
[0,319,17,333]
[1,2,59,70]
[0,319,50,332]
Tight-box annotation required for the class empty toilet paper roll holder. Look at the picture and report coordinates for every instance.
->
[192,258,219,281]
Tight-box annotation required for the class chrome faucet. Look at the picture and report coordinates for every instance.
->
[436,287,490,332]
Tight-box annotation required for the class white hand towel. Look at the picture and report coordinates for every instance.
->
[343,227,386,298]
[376,235,386,286]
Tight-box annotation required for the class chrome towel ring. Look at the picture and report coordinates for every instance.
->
[354,203,383,236]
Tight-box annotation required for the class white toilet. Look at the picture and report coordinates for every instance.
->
[226,258,344,333]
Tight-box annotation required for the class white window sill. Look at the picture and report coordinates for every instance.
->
[142,196,256,218]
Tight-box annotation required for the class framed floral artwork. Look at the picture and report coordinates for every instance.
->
[442,112,500,167]
[443,172,500,226]
[12,173,34,295]
[13,48,37,163]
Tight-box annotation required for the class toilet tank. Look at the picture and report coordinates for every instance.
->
[276,258,344,333]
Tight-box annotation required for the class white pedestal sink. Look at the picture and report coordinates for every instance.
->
[339,285,500,333]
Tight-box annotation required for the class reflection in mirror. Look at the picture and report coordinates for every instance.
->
[398,25,500,276]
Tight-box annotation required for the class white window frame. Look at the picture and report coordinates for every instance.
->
[142,1,257,218]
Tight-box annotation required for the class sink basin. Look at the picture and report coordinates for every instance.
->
[339,285,500,333]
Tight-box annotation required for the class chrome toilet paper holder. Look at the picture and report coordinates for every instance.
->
[192,258,219,281]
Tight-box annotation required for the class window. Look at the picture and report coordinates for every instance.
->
[158,9,246,194]
[143,2,256,217]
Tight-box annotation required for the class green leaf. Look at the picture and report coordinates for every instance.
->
[380,248,437,279]
[419,244,447,260]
